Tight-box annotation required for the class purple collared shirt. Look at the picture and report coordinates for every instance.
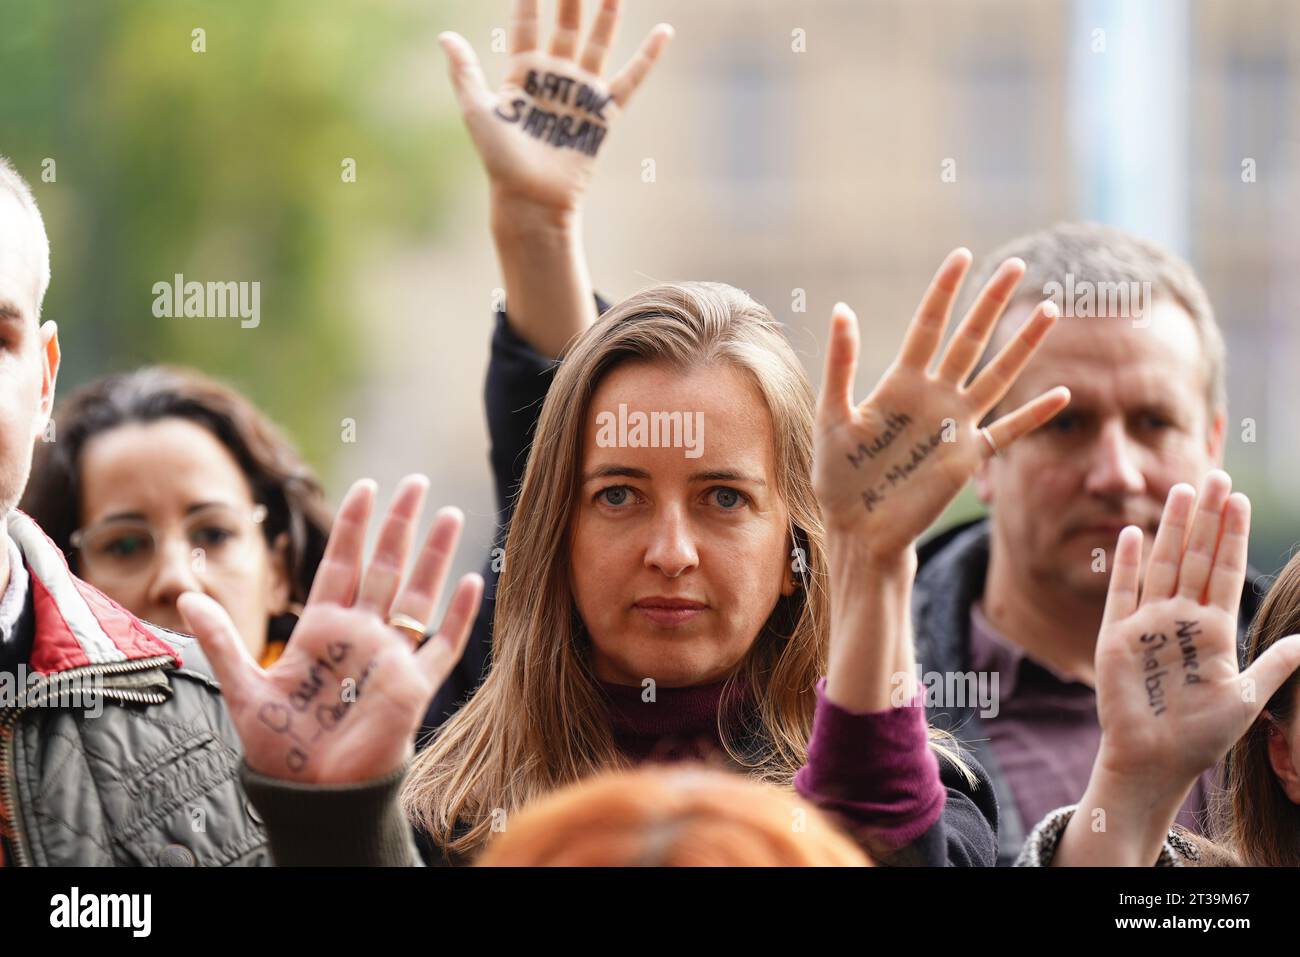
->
[967,601,1212,836]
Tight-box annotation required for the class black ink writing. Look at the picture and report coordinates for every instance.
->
[859,425,946,514]
[522,70,611,119]
[494,97,527,124]
[847,411,912,469]
[1140,631,1170,716]
[493,70,611,157]
[288,653,346,713]
[1175,619,1203,684]
[520,107,607,155]
[882,429,945,488]
[258,701,292,734]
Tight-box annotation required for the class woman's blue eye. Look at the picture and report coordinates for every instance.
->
[598,485,633,507]
[710,487,746,509]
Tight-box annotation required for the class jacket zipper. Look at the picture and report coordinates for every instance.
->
[0,655,174,867]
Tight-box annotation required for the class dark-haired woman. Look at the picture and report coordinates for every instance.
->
[22,365,331,666]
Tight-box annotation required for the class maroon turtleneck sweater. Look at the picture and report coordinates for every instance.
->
[597,677,947,858]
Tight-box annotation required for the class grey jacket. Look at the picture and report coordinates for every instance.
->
[3,627,270,866]
[0,510,269,866]
[1015,804,1200,866]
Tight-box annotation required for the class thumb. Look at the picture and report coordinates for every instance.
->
[178,591,260,706]
[438,31,491,113]
[1238,634,1300,728]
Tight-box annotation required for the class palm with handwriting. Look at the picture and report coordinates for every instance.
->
[1093,473,1300,791]
[440,0,672,214]
[179,476,484,784]
[814,249,1069,556]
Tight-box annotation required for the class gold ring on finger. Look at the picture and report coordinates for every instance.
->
[387,613,429,647]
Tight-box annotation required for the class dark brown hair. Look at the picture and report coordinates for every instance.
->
[1199,553,1300,866]
[21,365,330,644]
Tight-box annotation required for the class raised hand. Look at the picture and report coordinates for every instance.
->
[1055,472,1300,865]
[814,248,1070,556]
[1094,473,1300,792]
[178,476,484,784]
[439,0,673,214]
[816,249,1068,713]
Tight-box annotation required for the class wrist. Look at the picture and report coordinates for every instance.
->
[490,188,582,241]
[1065,761,1190,866]
[827,536,917,581]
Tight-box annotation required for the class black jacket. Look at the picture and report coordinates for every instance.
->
[911,517,1267,866]
[420,304,576,733]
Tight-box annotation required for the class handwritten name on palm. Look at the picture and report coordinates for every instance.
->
[813,249,1070,555]
[180,477,484,784]
[1094,473,1300,788]
[439,0,672,211]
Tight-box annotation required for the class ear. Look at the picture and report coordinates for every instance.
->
[781,532,800,597]
[264,531,293,616]
[35,320,60,439]
[1206,407,1227,466]
[974,456,995,506]
[1265,717,1300,804]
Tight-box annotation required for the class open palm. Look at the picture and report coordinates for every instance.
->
[179,476,484,784]
[440,0,673,213]
[814,249,1070,555]
[1094,472,1300,790]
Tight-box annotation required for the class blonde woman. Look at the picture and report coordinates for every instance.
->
[182,260,1068,867]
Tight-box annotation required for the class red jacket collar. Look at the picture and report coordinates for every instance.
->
[9,510,181,675]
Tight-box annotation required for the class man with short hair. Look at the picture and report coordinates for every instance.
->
[912,221,1256,864]
[0,155,268,866]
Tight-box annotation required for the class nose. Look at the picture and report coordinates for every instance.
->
[643,505,700,579]
[145,533,206,610]
[1082,419,1146,498]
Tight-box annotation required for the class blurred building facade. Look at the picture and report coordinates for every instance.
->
[344,0,1298,590]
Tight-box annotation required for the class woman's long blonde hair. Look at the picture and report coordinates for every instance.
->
[404,281,963,860]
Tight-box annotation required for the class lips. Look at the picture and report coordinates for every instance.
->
[1067,518,1157,540]
[633,597,708,628]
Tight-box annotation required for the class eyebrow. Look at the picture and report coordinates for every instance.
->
[581,465,767,486]
[95,501,239,524]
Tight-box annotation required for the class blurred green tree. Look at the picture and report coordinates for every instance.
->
[0,0,469,469]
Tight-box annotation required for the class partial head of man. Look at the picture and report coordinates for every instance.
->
[972,221,1226,603]
[0,155,61,518]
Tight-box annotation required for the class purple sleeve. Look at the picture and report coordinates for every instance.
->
[794,678,946,857]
